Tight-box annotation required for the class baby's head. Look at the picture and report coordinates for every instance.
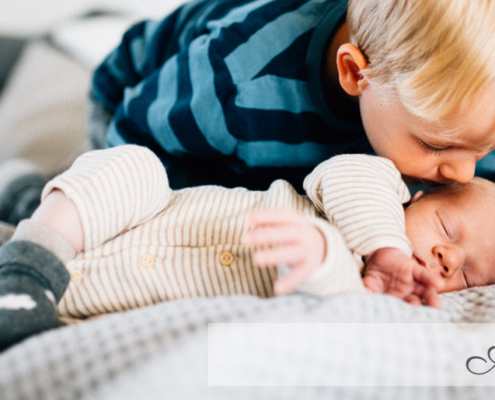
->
[338,0,495,185]
[404,178,495,293]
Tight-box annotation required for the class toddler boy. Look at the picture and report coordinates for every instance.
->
[89,0,495,189]
[2,145,495,350]
[2,0,495,226]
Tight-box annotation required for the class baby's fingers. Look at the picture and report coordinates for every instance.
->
[404,294,423,307]
[245,209,307,227]
[422,287,442,309]
[252,244,306,268]
[243,225,301,249]
[273,264,313,295]
[413,282,442,309]
[413,265,443,291]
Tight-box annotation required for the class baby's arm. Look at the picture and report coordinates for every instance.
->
[303,154,413,258]
[303,154,441,305]
[363,248,441,308]
[243,209,366,297]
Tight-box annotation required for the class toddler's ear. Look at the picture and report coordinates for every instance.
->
[337,44,368,96]
[410,191,424,204]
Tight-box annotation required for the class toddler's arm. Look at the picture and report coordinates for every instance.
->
[92,13,186,112]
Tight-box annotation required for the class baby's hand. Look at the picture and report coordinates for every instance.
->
[242,209,326,295]
[363,248,442,308]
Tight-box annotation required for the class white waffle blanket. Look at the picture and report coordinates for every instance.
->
[1,285,495,399]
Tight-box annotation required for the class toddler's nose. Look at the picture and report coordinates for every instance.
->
[438,156,476,184]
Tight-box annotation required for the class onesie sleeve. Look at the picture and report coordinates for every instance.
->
[277,216,366,297]
[303,154,412,258]
[41,145,172,252]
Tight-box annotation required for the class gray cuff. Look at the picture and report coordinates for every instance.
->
[12,219,76,265]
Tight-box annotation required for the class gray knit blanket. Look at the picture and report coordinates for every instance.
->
[1,281,495,399]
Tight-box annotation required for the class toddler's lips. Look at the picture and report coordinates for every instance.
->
[419,179,436,186]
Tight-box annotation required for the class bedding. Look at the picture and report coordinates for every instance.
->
[1,12,495,400]
[1,286,495,399]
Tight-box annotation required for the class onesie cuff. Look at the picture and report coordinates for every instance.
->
[294,216,366,297]
[357,236,412,259]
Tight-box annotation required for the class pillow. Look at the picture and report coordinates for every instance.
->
[0,40,90,176]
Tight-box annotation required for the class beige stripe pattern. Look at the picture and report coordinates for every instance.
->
[41,146,411,319]
[304,154,412,257]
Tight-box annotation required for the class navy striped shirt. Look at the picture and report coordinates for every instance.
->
[91,0,373,191]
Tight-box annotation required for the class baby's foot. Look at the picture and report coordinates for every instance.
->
[0,241,70,351]
[0,276,60,350]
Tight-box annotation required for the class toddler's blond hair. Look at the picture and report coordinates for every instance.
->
[348,0,495,122]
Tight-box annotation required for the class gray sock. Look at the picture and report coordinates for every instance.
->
[0,240,70,351]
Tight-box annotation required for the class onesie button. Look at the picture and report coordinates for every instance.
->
[70,269,83,282]
[140,254,155,269]
[219,251,235,266]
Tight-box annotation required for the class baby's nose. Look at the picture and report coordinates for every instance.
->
[432,244,465,277]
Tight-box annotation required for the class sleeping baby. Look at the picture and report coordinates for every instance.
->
[1,145,495,350]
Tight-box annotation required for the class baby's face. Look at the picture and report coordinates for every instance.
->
[404,180,495,293]
[359,86,495,185]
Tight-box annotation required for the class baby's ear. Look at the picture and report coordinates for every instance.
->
[410,190,424,204]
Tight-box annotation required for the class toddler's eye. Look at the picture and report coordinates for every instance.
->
[419,140,448,155]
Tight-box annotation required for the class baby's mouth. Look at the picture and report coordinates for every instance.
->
[413,255,427,268]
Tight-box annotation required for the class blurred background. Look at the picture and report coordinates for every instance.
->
[0,0,188,67]
[0,0,187,36]
[0,0,187,203]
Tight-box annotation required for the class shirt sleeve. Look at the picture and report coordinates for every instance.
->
[91,12,237,160]
[303,154,412,258]
[91,8,185,113]
[41,145,172,252]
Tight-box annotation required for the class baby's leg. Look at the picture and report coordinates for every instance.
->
[0,221,73,351]
[0,145,171,350]
[40,145,172,252]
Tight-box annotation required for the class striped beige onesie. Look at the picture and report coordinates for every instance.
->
[40,145,412,320]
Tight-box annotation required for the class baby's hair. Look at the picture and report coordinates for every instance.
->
[423,177,495,200]
[347,0,495,123]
